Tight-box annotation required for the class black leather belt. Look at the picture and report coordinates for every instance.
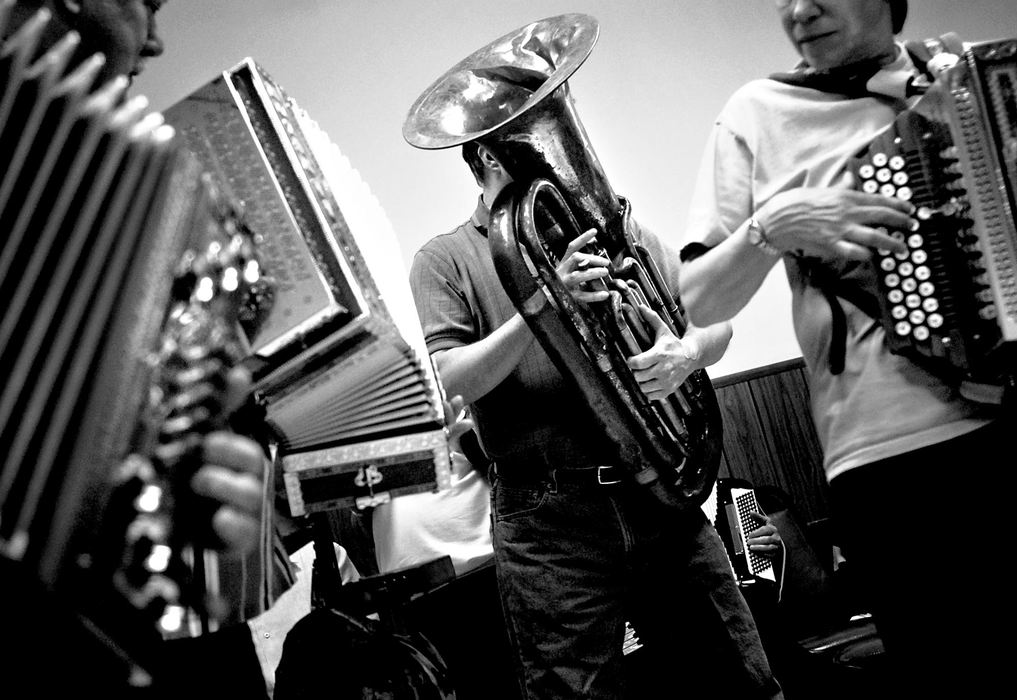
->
[494,455,627,488]
[550,465,626,488]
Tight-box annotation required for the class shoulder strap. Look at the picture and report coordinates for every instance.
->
[769,32,966,100]
[796,258,883,375]
[767,58,886,98]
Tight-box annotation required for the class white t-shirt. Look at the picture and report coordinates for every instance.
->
[371,458,493,577]
[247,542,360,698]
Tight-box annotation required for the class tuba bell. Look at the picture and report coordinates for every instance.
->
[402,14,722,509]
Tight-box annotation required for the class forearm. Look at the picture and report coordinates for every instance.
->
[432,313,536,404]
[681,320,733,369]
[679,220,781,326]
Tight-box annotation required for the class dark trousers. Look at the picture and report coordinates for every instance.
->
[492,476,781,699]
[829,419,1015,699]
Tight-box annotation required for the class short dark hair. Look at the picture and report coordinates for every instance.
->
[890,0,908,34]
[462,141,486,185]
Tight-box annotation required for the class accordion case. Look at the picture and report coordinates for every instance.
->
[851,38,1017,389]
[164,60,452,515]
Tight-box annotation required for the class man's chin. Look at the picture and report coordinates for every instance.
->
[801,51,839,72]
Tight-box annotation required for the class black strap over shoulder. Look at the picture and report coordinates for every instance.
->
[796,258,884,375]
[766,33,964,100]
[767,56,892,98]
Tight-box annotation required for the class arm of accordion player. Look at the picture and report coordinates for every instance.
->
[679,319,733,370]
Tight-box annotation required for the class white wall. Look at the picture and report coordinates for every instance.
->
[134,0,1017,379]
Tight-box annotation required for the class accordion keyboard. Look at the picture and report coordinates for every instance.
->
[853,116,988,370]
[851,38,1017,383]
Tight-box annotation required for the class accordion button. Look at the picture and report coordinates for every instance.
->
[913,326,931,341]
[160,606,186,635]
[895,321,912,336]
[928,314,945,328]
[890,155,906,170]
[145,544,173,574]
[135,484,164,513]
[859,164,875,178]
[873,153,889,167]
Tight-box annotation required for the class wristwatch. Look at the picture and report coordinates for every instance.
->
[747,217,782,257]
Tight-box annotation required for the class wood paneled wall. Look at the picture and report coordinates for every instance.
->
[711,358,831,525]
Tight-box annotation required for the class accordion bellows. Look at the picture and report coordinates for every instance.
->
[1,5,273,673]
[0,9,216,584]
[163,60,452,515]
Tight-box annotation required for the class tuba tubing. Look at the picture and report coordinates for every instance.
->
[489,177,722,508]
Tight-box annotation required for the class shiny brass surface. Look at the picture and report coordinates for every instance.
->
[403,13,598,150]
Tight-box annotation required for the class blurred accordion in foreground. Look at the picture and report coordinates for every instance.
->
[851,38,1017,390]
[163,60,452,515]
[1,6,269,676]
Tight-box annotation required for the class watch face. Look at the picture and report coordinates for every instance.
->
[748,219,780,256]
[748,220,765,246]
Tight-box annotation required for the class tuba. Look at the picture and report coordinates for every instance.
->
[402,14,722,508]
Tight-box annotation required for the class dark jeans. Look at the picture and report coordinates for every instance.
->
[829,418,1014,699]
[491,472,782,699]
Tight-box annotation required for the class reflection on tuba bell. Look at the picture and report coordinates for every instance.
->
[402,14,722,509]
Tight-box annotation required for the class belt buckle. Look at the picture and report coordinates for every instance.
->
[597,465,622,485]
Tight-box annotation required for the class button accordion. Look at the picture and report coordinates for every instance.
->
[1,5,271,684]
[713,478,776,587]
[850,38,1017,391]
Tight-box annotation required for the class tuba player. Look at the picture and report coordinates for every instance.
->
[406,20,781,699]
